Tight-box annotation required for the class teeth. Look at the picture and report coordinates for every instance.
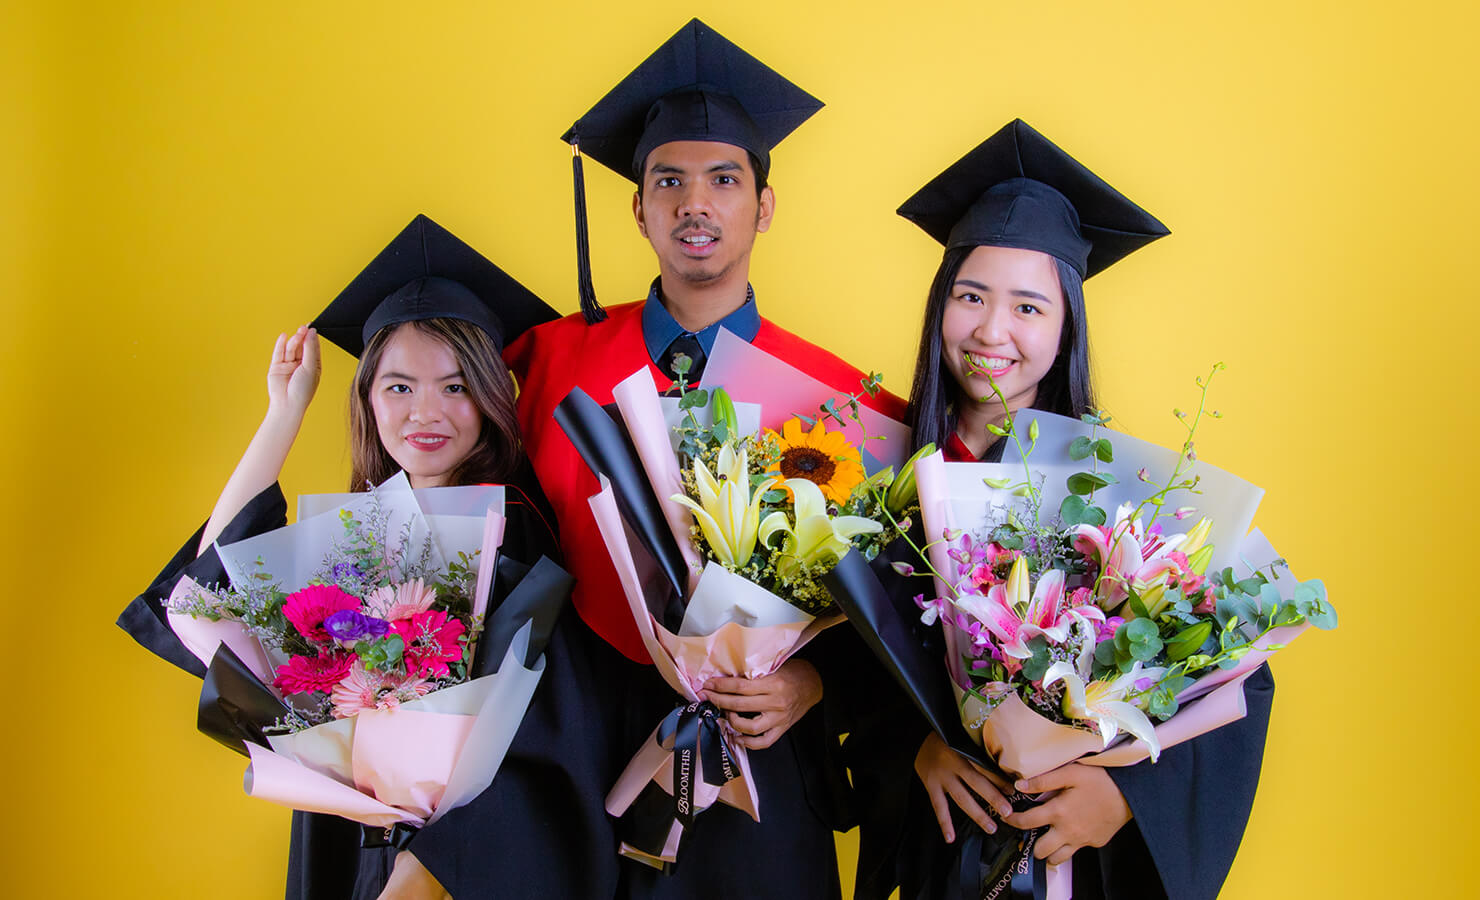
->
[410,436,446,445]
[966,353,1013,372]
[681,235,713,245]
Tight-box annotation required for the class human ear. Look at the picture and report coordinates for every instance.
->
[756,185,776,233]
[633,191,648,238]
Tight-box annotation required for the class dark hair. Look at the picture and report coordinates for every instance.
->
[347,318,522,491]
[635,149,769,201]
[905,246,1095,455]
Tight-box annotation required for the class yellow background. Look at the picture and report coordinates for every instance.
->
[6,2,1474,897]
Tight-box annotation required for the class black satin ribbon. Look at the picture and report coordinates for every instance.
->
[656,700,741,830]
[358,822,419,850]
[614,700,743,870]
[945,789,1048,900]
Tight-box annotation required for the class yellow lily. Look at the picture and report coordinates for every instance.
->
[671,444,778,569]
[759,478,883,580]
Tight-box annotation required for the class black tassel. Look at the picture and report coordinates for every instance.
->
[572,143,606,324]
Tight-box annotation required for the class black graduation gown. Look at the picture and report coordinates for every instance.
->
[839,532,1276,900]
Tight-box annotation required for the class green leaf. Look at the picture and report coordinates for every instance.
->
[1147,686,1179,720]
[1094,439,1115,463]
[760,489,788,504]
[1066,471,1115,495]
[1094,638,1118,668]
[1068,436,1095,460]
[989,525,1024,551]
[678,388,709,410]
[1021,636,1052,682]
[1125,617,1163,661]
[1165,621,1212,661]
[671,353,692,376]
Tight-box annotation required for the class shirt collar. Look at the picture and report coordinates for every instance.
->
[641,279,762,367]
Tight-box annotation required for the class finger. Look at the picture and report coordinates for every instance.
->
[1017,769,1073,795]
[925,782,956,844]
[960,769,1013,818]
[728,710,780,735]
[968,761,1013,794]
[735,728,779,750]
[301,327,321,372]
[1045,844,1076,867]
[1005,796,1061,832]
[703,676,765,696]
[944,780,996,835]
[270,333,288,366]
[705,691,771,714]
[1033,825,1068,862]
[284,328,304,363]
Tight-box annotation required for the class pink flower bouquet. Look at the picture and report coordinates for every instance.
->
[162,473,569,831]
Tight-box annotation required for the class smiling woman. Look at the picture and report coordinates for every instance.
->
[351,317,521,491]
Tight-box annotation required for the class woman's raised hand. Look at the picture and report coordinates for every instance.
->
[914,731,1014,843]
[266,325,321,418]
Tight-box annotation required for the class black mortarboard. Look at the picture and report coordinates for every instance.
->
[561,18,823,323]
[312,214,558,358]
[897,119,1169,279]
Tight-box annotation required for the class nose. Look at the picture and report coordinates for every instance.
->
[408,389,443,424]
[676,182,712,219]
[973,301,1012,345]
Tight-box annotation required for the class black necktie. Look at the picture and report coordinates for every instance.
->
[663,333,707,384]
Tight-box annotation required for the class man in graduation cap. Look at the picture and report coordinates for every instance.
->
[492,18,905,900]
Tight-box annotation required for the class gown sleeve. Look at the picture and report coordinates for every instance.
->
[116,483,288,677]
[1072,663,1276,900]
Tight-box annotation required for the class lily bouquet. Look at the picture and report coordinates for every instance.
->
[554,330,917,868]
[826,366,1336,900]
[158,473,571,834]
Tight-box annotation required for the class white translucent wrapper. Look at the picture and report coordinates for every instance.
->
[243,621,545,828]
[699,328,909,472]
[173,474,507,676]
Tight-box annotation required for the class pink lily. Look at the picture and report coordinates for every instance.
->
[954,556,1080,660]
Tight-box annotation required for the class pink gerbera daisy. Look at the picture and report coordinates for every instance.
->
[391,610,467,680]
[363,578,438,622]
[274,651,355,695]
[330,665,431,718]
[282,584,362,645]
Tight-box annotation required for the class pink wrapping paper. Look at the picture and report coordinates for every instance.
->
[589,477,836,863]
[611,367,704,594]
[165,576,277,682]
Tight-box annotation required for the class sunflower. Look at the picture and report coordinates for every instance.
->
[766,418,866,505]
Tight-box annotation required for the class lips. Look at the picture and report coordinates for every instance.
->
[674,227,720,257]
[405,433,452,452]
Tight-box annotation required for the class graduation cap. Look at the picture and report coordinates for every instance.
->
[312,214,558,358]
[561,18,823,323]
[897,119,1169,279]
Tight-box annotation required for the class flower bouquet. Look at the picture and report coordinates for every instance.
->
[159,473,571,837]
[827,366,1336,899]
[553,330,918,868]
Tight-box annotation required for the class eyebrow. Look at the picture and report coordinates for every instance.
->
[953,279,1054,304]
[647,160,746,177]
[377,370,465,382]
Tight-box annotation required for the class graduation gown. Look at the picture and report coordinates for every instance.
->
[506,299,900,897]
[842,524,1275,900]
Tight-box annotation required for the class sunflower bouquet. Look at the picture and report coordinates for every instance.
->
[668,365,923,617]
[554,338,916,869]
